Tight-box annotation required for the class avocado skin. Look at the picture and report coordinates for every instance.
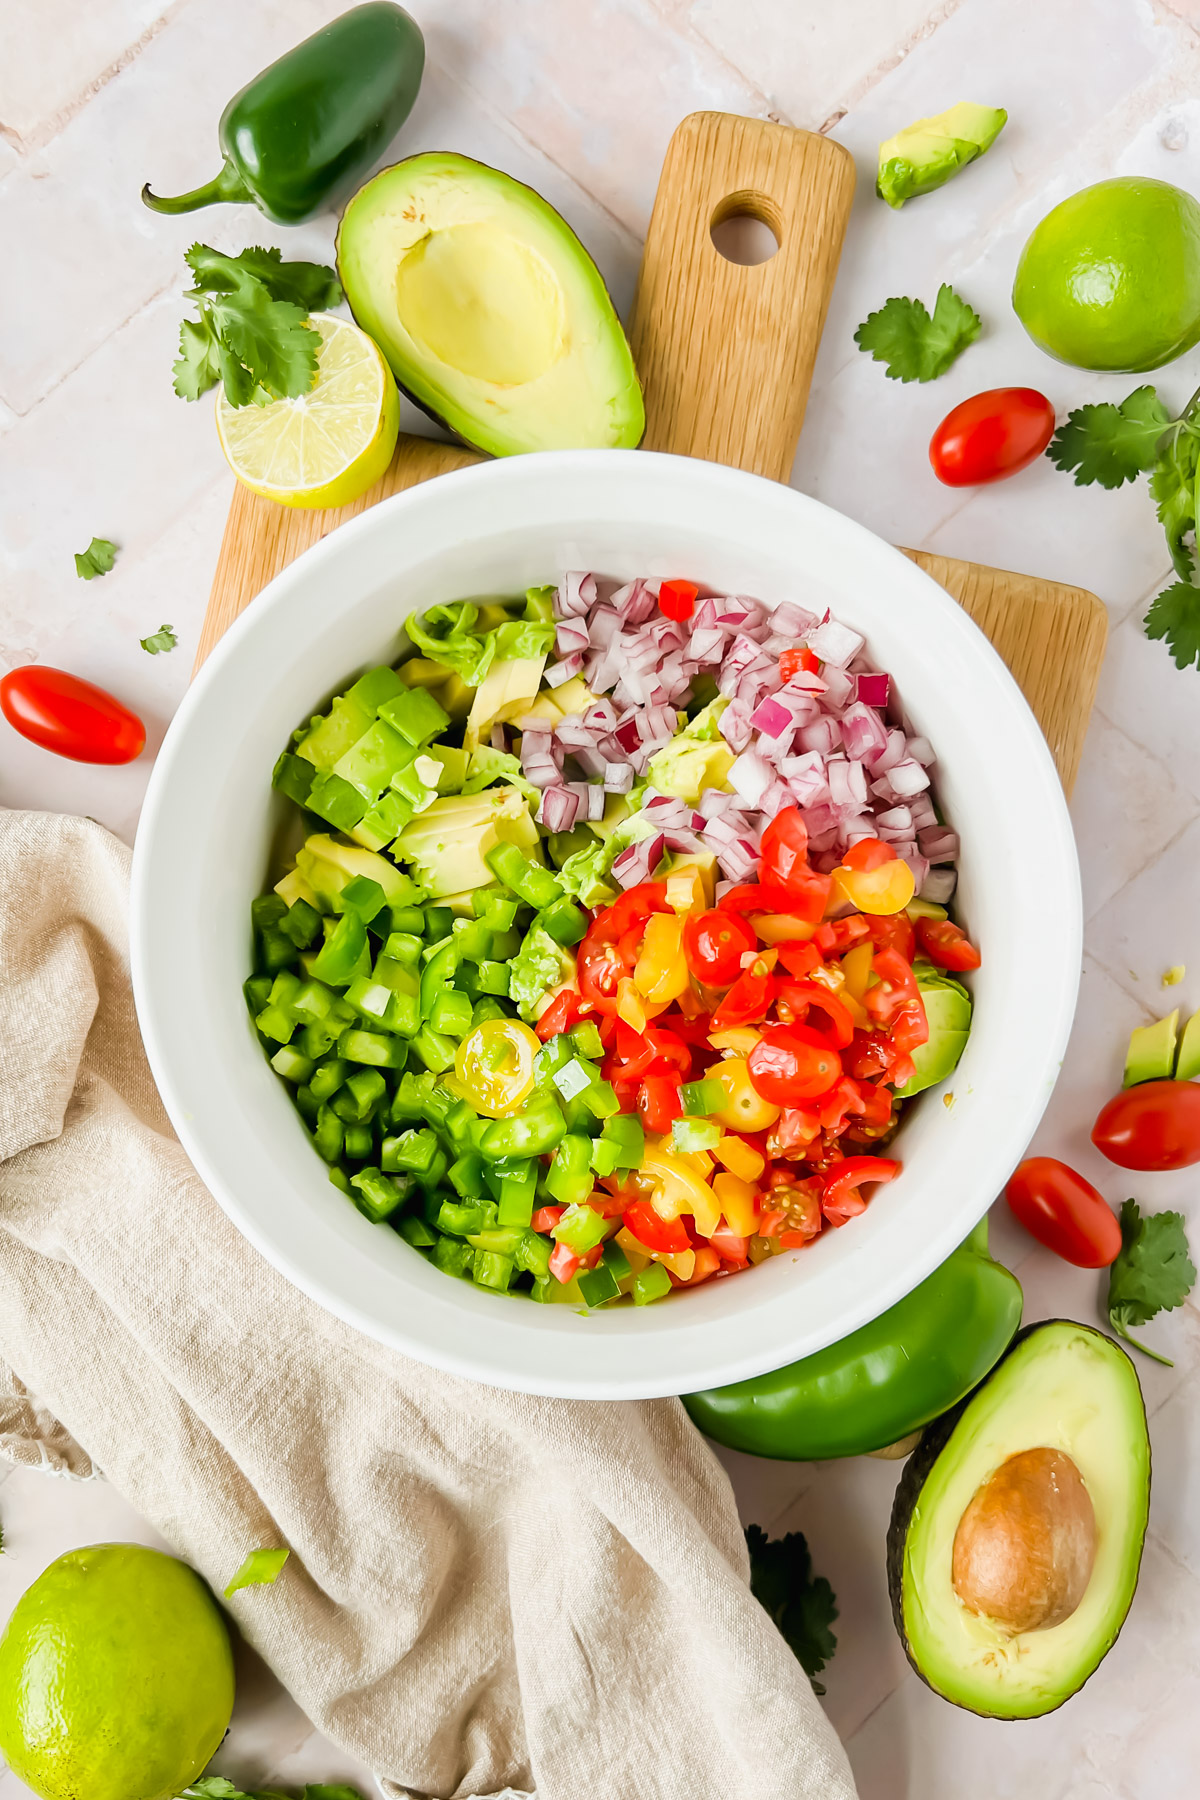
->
[886,1320,1151,1718]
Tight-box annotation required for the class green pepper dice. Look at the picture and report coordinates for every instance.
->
[683,1220,1022,1460]
[142,5,426,224]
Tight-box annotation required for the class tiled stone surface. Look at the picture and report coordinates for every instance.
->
[4,2,1200,1797]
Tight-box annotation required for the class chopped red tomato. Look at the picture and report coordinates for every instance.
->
[717,881,796,916]
[532,1205,566,1233]
[775,980,856,1048]
[916,915,982,971]
[709,962,777,1032]
[821,1156,901,1226]
[683,908,757,985]
[659,578,698,621]
[814,915,871,955]
[549,1240,581,1283]
[637,1073,683,1134]
[864,911,916,963]
[841,837,896,873]
[758,808,832,920]
[863,948,922,1027]
[623,1199,691,1254]
[779,646,819,681]
[611,1022,691,1081]
[708,1223,750,1265]
[748,1025,842,1103]
[535,991,585,1040]
[817,1076,868,1133]
[776,940,822,979]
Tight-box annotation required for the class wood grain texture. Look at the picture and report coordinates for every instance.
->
[195,110,1107,797]
[195,433,481,671]
[903,551,1106,794]
[628,112,856,479]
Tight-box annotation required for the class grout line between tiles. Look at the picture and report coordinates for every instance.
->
[0,2,189,155]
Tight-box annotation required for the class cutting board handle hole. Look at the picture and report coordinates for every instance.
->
[709,189,781,266]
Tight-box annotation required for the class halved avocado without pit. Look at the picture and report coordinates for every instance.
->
[336,152,645,456]
[887,1320,1149,1718]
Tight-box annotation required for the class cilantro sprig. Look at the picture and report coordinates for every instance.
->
[1047,383,1200,670]
[745,1523,838,1693]
[75,536,118,580]
[139,623,177,655]
[173,245,342,410]
[1106,1198,1196,1366]
[854,284,981,383]
[183,1779,364,1800]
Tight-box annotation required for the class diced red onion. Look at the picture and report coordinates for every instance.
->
[572,745,608,779]
[903,852,931,893]
[919,827,959,863]
[908,795,938,830]
[887,759,932,798]
[728,751,774,809]
[544,655,583,688]
[921,867,957,903]
[555,619,590,657]
[559,571,597,617]
[856,672,890,708]
[907,736,935,766]
[749,695,795,738]
[612,831,666,888]
[769,600,822,637]
[603,761,634,794]
[839,701,889,762]
[819,664,856,709]
[807,619,863,667]
[538,786,579,832]
[867,728,907,773]
[798,717,841,756]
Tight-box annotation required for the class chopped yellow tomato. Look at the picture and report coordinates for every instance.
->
[617,977,649,1033]
[453,1018,540,1117]
[614,1227,652,1273]
[665,863,712,913]
[655,1248,696,1281]
[713,1135,766,1183]
[633,1140,722,1237]
[713,1170,760,1236]
[841,940,875,1000]
[751,913,818,945]
[834,858,915,915]
[634,913,689,1003]
[708,1025,763,1054]
[707,1057,781,1133]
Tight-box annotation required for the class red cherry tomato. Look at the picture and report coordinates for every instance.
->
[759,808,832,920]
[637,1074,683,1135]
[1005,1157,1123,1266]
[535,991,584,1040]
[623,1199,691,1255]
[683,908,757,985]
[840,836,895,873]
[929,387,1055,488]
[863,948,923,1027]
[748,1024,842,1103]
[864,912,916,963]
[1092,1080,1200,1172]
[709,963,777,1033]
[820,1156,901,1226]
[915,915,981,971]
[658,578,698,622]
[779,646,819,682]
[1,665,145,765]
[775,980,856,1048]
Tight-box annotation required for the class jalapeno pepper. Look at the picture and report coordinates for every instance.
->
[683,1219,1022,1459]
[143,5,426,224]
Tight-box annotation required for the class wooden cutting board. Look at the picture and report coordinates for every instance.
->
[196,112,1106,793]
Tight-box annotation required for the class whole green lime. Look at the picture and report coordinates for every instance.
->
[0,1543,234,1800]
[1013,176,1200,371]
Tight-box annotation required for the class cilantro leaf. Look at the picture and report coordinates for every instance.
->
[854,284,981,382]
[1046,386,1172,489]
[745,1523,838,1693]
[1150,425,1200,578]
[185,244,342,310]
[173,315,222,402]
[182,1783,364,1800]
[224,1546,290,1597]
[1106,1197,1196,1365]
[1144,580,1200,673]
[74,536,118,580]
[139,623,177,656]
[205,285,320,403]
[173,244,337,410]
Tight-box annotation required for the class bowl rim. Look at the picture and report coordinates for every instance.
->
[131,447,1081,1398]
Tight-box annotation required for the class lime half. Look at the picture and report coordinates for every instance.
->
[217,312,400,507]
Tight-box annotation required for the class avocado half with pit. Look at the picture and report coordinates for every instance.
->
[337,152,645,456]
[888,1320,1149,1718]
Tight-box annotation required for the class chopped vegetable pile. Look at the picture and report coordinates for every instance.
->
[247,573,978,1308]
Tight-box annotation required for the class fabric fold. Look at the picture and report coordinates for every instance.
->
[0,810,855,1800]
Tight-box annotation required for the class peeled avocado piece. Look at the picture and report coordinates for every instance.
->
[888,1320,1149,1718]
[337,152,645,456]
[895,962,972,1098]
[1124,1009,1179,1086]
[877,102,1007,210]
[1176,1006,1200,1081]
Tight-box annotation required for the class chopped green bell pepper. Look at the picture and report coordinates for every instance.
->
[632,1264,672,1306]
[479,1097,565,1161]
[310,910,368,987]
[350,1167,407,1224]
[485,841,563,910]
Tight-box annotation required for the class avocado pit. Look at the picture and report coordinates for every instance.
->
[951,1445,1096,1634]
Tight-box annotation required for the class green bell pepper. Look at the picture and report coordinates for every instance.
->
[683,1219,1022,1460]
[142,4,426,224]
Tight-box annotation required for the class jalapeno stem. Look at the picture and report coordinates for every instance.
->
[141,161,253,215]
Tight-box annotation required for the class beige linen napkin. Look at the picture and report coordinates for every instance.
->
[0,809,856,1800]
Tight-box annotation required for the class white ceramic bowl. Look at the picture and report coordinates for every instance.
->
[131,450,1080,1399]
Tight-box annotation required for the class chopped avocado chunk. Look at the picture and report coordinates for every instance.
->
[678,694,730,742]
[378,685,451,746]
[1124,1010,1179,1086]
[295,666,405,768]
[548,675,598,717]
[877,103,1007,210]
[895,963,971,1097]
[333,719,417,803]
[889,1321,1149,1718]
[1176,1007,1200,1081]
[392,787,538,898]
[647,734,734,805]
[510,927,576,1022]
[337,151,645,456]
[557,837,619,908]
[294,834,422,912]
